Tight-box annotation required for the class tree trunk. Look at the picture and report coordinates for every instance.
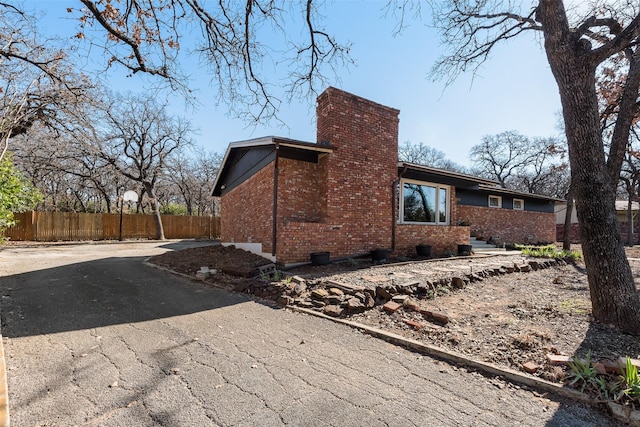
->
[562,185,574,251]
[637,198,640,245]
[144,182,165,240]
[539,0,640,335]
[627,199,633,246]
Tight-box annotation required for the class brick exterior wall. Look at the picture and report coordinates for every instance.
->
[395,225,471,257]
[277,157,321,222]
[556,222,639,245]
[274,87,401,264]
[457,205,556,245]
[219,87,556,264]
[220,164,274,253]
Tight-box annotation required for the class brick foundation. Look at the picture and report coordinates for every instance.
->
[394,224,470,257]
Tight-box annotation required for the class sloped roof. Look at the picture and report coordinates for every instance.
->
[399,162,498,189]
[615,200,640,211]
[212,136,334,197]
[399,162,564,202]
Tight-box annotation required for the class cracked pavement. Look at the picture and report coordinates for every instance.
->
[0,241,618,426]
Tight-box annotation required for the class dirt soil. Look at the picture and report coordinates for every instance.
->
[149,244,640,385]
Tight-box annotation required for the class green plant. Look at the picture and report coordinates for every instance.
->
[518,244,582,261]
[615,356,640,402]
[0,153,43,241]
[594,375,618,401]
[259,268,283,282]
[558,298,589,315]
[567,351,598,393]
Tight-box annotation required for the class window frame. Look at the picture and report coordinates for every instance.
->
[513,198,524,210]
[488,195,502,208]
[399,179,450,225]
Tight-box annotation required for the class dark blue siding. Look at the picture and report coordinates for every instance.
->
[456,188,555,213]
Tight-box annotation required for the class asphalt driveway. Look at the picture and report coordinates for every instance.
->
[0,241,618,426]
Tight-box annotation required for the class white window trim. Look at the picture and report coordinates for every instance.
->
[513,198,524,210]
[488,195,502,208]
[399,178,450,225]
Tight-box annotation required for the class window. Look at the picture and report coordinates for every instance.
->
[401,180,449,224]
[513,198,524,210]
[489,195,502,208]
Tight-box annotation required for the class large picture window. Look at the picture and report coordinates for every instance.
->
[401,180,449,224]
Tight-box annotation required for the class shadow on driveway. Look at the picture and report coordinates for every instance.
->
[0,255,245,338]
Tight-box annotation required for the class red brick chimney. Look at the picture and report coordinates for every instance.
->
[316,87,400,253]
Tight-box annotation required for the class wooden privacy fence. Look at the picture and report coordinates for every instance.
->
[5,211,221,242]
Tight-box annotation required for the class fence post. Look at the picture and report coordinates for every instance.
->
[28,211,36,240]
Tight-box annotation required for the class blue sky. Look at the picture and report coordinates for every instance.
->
[31,0,563,167]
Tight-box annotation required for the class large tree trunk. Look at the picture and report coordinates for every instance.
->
[562,185,574,251]
[628,199,634,246]
[144,182,165,240]
[539,0,640,335]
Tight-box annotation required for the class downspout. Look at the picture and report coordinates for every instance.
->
[392,166,408,252]
[272,143,280,257]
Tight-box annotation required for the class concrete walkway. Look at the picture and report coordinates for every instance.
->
[0,241,618,426]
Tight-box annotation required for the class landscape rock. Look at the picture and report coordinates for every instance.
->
[346,298,365,311]
[291,275,306,284]
[292,282,307,295]
[391,294,410,303]
[311,289,329,300]
[519,264,532,273]
[402,299,421,312]
[323,305,344,317]
[326,295,344,305]
[364,293,376,308]
[451,277,465,289]
[376,286,392,301]
[276,295,294,306]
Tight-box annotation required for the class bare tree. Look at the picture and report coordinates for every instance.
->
[418,0,640,334]
[398,141,464,171]
[12,121,130,213]
[469,131,568,197]
[166,147,222,216]
[506,140,569,199]
[97,93,193,239]
[70,0,351,123]
[0,4,92,161]
[619,136,640,246]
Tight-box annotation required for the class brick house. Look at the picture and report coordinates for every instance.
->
[212,87,559,265]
